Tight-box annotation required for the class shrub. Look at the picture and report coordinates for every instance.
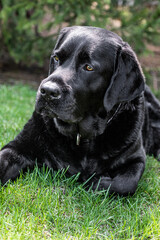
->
[0,0,159,68]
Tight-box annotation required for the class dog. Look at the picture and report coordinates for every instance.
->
[0,26,160,195]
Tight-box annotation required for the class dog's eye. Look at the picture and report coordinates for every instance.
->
[54,55,59,62]
[86,65,93,71]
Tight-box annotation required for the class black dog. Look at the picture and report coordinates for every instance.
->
[0,26,160,195]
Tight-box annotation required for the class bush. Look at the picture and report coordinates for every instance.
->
[0,0,106,66]
[0,0,159,68]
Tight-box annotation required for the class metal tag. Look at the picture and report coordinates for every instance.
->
[76,133,81,145]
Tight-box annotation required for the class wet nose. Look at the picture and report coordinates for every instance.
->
[40,82,61,99]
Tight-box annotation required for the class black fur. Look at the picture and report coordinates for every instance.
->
[0,26,160,195]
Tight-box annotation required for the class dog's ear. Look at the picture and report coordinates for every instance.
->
[103,43,145,112]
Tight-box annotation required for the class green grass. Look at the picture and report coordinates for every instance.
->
[0,84,160,240]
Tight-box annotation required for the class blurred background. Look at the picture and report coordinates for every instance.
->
[0,0,160,90]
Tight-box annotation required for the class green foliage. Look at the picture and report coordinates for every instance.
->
[119,2,160,53]
[0,0,160,67]
[0,0,107,66]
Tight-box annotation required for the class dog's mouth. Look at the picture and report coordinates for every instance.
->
[35,99,82,124]
[56,115,82,123]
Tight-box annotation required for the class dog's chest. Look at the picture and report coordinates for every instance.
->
[46,139,107,179]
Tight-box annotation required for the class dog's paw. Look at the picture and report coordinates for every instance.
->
[92,176,113,191]
[0,148,19,184]
[0,149,10,184]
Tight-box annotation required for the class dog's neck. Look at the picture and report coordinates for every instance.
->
[53,103,122,145]
[76,103,122,145]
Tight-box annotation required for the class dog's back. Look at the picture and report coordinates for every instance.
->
[143,85,160,160]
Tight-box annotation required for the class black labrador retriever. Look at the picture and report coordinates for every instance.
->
[0,26,160,195]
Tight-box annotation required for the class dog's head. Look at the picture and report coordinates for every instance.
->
[36,26,145,137]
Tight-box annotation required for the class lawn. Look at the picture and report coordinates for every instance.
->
[0,84,160,240]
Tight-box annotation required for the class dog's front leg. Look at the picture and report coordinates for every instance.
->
[92,160,145,196]
[0,112,44,185]
[0,148,35,184]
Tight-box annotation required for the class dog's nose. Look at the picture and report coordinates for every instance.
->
[40,82,61,99]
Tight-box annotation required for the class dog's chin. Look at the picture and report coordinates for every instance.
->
[39,109,81,124]
[54,117,78,137]
[36,108,57,119]
[35,102,81,122]
[35,106,82,136]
